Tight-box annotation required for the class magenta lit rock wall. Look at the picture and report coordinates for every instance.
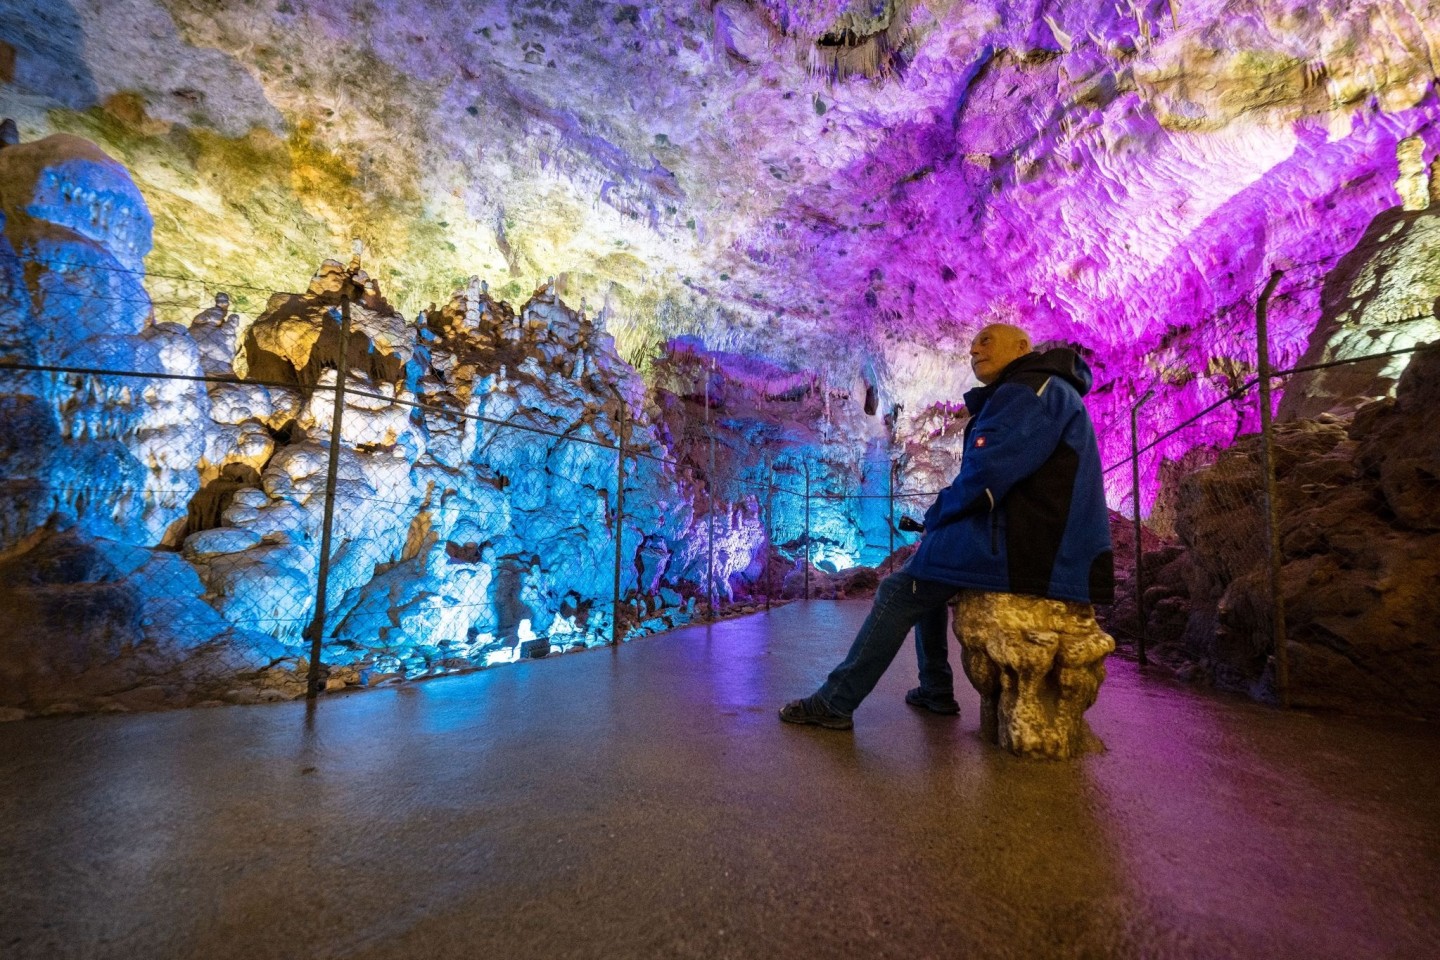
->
[1,1,1438,714]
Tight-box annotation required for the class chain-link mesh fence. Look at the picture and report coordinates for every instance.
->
[1102,326,1435,707]
[1104,380,1270,659]
[312,387,626,684]
[8,249,1431,712]
[0,361,321,682]
[0,316,938,689]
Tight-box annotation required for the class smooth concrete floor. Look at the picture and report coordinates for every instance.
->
[1,600,1437,960]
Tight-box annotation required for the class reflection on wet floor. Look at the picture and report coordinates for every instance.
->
[0,599,1435,960]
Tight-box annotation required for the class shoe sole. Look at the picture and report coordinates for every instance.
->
[778,709,853,730]
[905,694,960,716]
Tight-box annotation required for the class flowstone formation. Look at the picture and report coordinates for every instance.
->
[0,134,286,713]
[3,0,1437,720]
[194,261,709,672]
[0,134,206,550]
[954,589,1115,760]
[0,135,849,716]
[646,338,945,591]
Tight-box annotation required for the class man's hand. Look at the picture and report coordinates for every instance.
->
[898,515,924,533]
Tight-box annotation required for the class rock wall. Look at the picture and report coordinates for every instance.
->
[1101,197,1440,718]
[0,133,927,715]
[1280,205,1440,419]
[0,134,202,551]
[646,337,948,574]
[2,0,1436,485]
[1113,343,1440,719]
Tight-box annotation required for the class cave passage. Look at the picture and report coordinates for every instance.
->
[1,599,1435,960]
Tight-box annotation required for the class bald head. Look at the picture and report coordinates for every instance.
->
[969,323,1032,385]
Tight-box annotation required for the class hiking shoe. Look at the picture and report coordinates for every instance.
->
[905,687,960,715]
[779,694,853,730]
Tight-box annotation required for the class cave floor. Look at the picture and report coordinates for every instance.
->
[1,600,1437,960]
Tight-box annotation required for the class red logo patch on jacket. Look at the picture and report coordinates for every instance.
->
[974,435,987,448]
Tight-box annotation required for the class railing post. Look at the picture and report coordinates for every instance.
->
[803,460,811,601]
[612,404,625,646]
[887,457,896,576]
[764,465,774,612]
[705,359,716,620]
[305,289,352,697]
[1131,387,1154,667]
[1257,268,1290,708]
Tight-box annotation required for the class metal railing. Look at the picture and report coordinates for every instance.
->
[1100,267,1434,709]
[0,253,934,702]
[13,248,1422,712]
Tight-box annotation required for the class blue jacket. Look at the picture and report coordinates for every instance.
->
[908,348,1114,604]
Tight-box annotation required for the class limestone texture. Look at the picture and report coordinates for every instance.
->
[1282,207,1440,419]
[0,134,202,552]
[954,589,1115,759]
[2,2,1439,716]
[1115,342,1440,718]
[0,133,921,715]
[0,0,1436,469]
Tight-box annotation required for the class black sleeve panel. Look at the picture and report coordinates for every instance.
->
[1004,442,1079,595]
[1089,550,1115,604]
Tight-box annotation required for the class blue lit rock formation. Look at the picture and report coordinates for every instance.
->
[0,134,893,713]
[3,1,1438,717]
[0,134,204,549]
[646,338,955,581]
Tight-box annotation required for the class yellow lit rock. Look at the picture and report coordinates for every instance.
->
[953,589,1115,760]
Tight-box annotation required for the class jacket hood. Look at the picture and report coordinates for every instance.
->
[996,347,1093,396]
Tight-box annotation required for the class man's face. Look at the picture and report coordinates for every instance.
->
[969,324,1031,385]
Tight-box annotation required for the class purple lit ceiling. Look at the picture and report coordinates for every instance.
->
[1,0,1437,470]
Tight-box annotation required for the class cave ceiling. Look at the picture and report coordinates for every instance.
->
[0,0,1437,413]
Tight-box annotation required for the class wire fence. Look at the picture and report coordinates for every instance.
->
[6,246,1428,710]
[0,354,933,692]
[0,251,938,700]
[1098,266,1435,708]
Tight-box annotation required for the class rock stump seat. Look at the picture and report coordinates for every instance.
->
[952,590,1114,759]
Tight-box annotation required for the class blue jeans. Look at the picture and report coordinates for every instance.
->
[817,572,960,715]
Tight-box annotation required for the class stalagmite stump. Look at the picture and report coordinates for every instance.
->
[952,590,1114,760]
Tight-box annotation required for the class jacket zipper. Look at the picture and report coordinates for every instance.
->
[987,488,998,555]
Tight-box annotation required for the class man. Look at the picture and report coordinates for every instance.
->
[780,323,1114,729]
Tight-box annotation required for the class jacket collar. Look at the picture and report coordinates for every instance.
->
[962,347,1093,416]
[962,353,1033,416]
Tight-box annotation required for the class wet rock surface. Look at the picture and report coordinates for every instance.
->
[1111,343,1440,718]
